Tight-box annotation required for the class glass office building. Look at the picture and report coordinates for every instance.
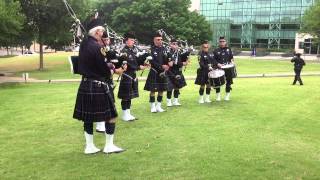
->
[200,0,315,49]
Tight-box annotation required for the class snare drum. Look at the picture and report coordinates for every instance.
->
[208,69,226,88]
[221,63,237,78]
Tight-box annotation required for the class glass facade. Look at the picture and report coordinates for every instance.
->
[200,0,315,49]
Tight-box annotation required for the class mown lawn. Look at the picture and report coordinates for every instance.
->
[0,77,319,179]
[0,52,319,80]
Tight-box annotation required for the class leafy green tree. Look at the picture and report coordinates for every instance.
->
[301,0,320,38]
[301,0,320,54]
[96,0,133,24]
[0,0,25,55]
[98,0,212,45]
[19,0,91,70]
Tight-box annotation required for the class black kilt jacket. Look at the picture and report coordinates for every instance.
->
[167,49,187,91]
[144,45,169,92]
[213,47,234,84]
[118,46,145,100]
[195,51,215,85]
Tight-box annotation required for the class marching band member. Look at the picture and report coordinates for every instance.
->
[291,53,305,85]
[213,37,235,101]
[118,32,149,121]
[195,40,215,103]
[95,31,113,132]
[166,39,188,107]
[144,32,173,113]
[73,19,126,154]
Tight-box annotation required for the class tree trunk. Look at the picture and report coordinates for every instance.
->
[39,42,44,70]
[6,46,9,55]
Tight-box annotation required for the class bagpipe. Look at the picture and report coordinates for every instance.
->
[63,0,192,78]
[63,0,153,76]
[157,29,193,72]
[155,29,194,79]
[63,0,84,74]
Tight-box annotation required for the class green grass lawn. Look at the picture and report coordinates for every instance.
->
[0,52,319,80]
[0,77,319,179]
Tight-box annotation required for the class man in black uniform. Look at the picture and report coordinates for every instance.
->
[213,37,235,101]
[95,31,126,132]
[73,19,126,154]
[166,39,188,107]
[144,32,173,113]
[195,40,215,103]
[95,31,112,132]
[291,53,305,85]
[118,32,149,121]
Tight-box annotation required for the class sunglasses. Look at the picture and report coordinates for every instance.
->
[155,39,163,41]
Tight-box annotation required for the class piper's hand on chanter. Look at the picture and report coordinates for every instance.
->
[115,64,127,75]
[168,61,174,67]
[122,64,128,71]
[162,64,170,71]
[107,63,115,70]
[139,65,148,70]
[217,63,223,68]
[115,67,125,75]
[183,60,190,66]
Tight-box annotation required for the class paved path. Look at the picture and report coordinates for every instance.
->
[235,55,320,61]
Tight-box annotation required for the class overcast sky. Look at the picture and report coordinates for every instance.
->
[190,0,200,11]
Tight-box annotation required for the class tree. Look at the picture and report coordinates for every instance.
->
[0,0,25,55]
[15,23,34,54]
[98,0,212,45]
[301,0,320,38]
[19,0,91,70]
[96,0,134,24]
[301,0,320,54]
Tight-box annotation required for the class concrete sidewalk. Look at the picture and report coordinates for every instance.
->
[1,72,319,84]
[235,54,320,61]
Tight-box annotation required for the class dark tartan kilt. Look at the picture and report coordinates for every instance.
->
[195,68,209,85]
[167,71,187,91]
[73,79,118,123]
[117,73,139,100]
[107,77,116,99]
[223,69,234,84]
[144,69,168,92]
